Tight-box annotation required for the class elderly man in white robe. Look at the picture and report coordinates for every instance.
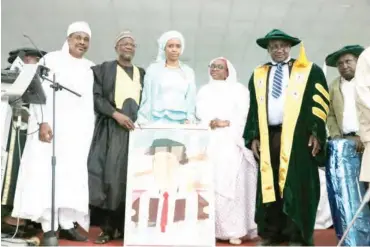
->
[355,46,370,186]
[196,57,258,245]
[11,21,95,245]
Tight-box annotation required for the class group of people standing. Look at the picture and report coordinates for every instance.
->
[1,20,369,247]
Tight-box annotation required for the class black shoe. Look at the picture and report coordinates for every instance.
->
[59,228,87,241]
[1,222,17,235]
[288,241,304,246]
[113,229,124,239]
[257,238,284,246]
[1,222,38,238]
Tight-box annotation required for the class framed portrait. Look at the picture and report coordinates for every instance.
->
[124,125,215,247]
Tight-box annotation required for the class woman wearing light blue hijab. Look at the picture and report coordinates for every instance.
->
[136,31,196,125]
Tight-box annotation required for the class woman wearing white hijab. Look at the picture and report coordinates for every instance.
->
[136,30,196,125]
[196,57,258,245]
[12,21,95,244]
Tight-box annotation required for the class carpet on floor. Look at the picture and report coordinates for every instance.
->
[56,227,338,246]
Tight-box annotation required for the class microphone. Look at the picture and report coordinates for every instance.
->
[23,34,46,66]
[23,34,49,77]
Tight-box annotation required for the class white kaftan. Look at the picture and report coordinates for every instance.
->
[355,47,370,182]
[196,58,258,240]
[12,50,95,231]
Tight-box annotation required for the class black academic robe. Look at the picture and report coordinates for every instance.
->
[87,60,145,211]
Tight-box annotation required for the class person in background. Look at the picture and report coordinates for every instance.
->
[324,45,370,246]
[244,29,329,246]
[326,45,364,147]
[355,46,370,187]
[6,48,47,67]
[136,30,196,125]
[196,57,258,245]
[1,48,47,236]
[11,21,95,245]
[87,31,145,244]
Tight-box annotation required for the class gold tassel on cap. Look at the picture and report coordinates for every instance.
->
[296,42,309,67]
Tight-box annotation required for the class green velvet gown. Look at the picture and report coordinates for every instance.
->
[244,59,329,245]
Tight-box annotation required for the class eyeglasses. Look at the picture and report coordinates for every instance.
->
[209,64,225,70]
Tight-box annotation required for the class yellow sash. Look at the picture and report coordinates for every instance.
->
[253,61,312,203]
[114,65,142,108]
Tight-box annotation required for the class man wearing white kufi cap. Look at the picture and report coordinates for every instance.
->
[12,21,95,245]
[87,30,145,244]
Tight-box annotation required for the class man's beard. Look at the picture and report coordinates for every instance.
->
[342,73,354,81]
[121,53,133,61]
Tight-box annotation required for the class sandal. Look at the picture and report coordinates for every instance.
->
[229,238,242,245]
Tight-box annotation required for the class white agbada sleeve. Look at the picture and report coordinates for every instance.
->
[28,52,58,133]
[355,47,370,114]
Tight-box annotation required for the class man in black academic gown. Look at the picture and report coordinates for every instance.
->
[87,31,145,244]
[1,48,47,236]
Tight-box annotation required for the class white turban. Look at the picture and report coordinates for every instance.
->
[156,30,185,62]
[62,21,92,53]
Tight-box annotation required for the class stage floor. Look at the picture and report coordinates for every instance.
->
[57,227,337,246]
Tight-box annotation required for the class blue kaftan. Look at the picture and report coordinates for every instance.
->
[136,61,196,124]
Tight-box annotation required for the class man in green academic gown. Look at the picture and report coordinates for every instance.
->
[243,29,329,246]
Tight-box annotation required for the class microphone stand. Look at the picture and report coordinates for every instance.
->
[40,73,81,246]
[337,187,370,246]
